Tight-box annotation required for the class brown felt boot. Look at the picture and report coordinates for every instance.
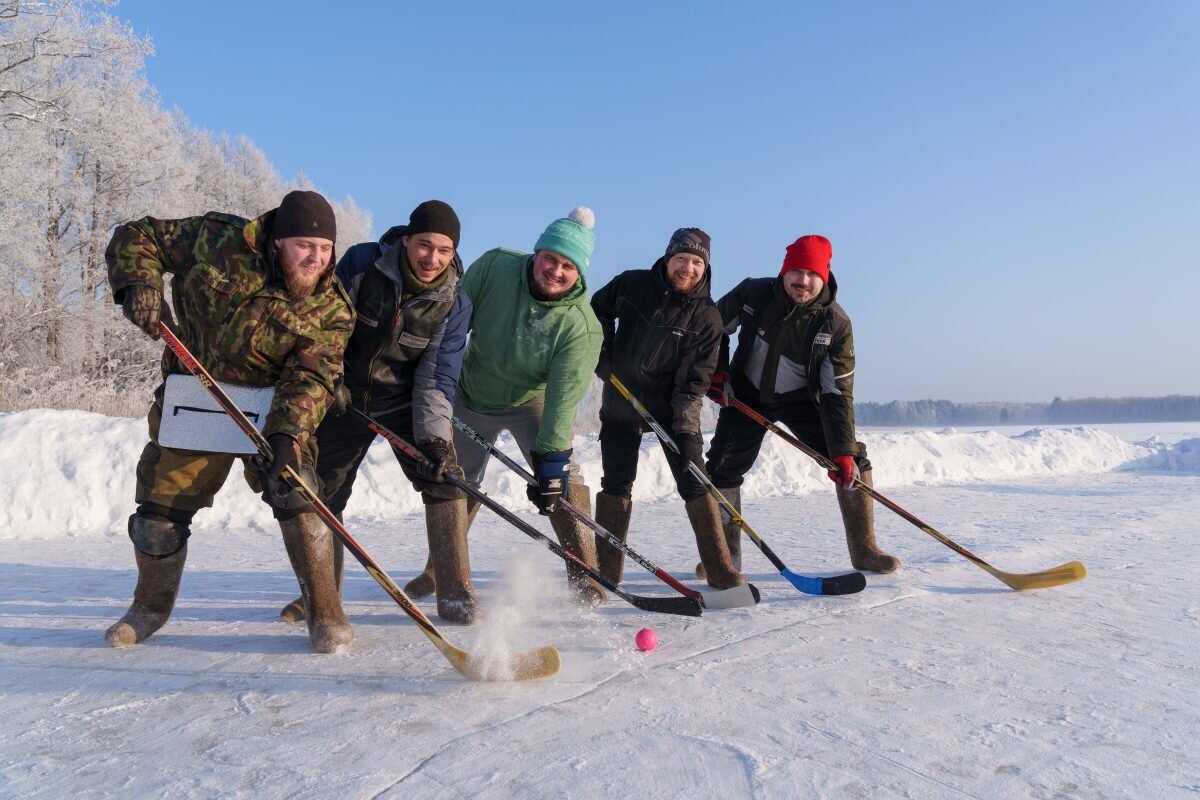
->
[696,486,742,580]
[594,492,633,585]
[281,526,343,623]
[280,514,354,653]
[404,498,480,598]
[426,497,479,624]
[687,494,747,590]
[106,543,188,647]
[549,484,606,607]
[838,469,900,574]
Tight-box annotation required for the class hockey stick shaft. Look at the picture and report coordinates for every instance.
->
[608,375,865,596]
[724,395,1087,590]
[452,416,702,599]
[350,409,701,617]
[158,324,559,679]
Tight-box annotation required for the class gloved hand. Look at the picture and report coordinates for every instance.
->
[527,450,571,515]
[706,371,733,407]
[674,430,704,467]
[415,437,453,483]
[827,454,860,490]
[121,285,170,340]
[258,433,301,482]
[329,380,352,417]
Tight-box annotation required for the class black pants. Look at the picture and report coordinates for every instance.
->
[315,407,462,513]
[705,398,870,489]
[599,420,710,502]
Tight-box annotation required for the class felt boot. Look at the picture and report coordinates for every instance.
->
[687,494,746,590]
[404,498,480,598]
[426,497,479,624]
[105,543,188,647]
[838,469,900,574]
[280,513,354,653]
[594,492,633,585]
[280,522,343,622]
[696,486,742,580]
[548,484,606,607]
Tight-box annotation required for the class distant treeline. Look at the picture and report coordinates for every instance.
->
[856,395,1200,426]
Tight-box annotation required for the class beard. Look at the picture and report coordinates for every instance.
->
[279,255,330,300]
[668,272,702,293]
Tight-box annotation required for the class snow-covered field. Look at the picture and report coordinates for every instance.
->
[1,411,1198,798]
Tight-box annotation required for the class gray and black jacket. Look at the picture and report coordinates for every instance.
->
[717,274,859,456]
[591,258,723,435]
[335,225,470,444]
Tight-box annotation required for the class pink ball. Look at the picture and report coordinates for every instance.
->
[635,628,657,652]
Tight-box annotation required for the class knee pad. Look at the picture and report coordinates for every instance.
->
[128,512,190,556]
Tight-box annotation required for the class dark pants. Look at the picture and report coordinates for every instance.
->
[315,407,462,513]
[599,420,710,502]
[705,398,870,489]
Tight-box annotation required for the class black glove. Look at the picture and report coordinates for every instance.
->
[527,450,571,515]
[329,380,352,417]
[415,437,454,483]
[254,433,308,510]
[674,430,704,467]
[121,285,171,340]
[255,433,300,481]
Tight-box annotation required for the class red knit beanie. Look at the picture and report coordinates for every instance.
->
[780,235,832,283]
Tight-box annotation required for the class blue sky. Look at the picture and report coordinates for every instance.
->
[114,0,1199,403]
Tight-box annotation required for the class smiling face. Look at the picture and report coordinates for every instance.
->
[781,268,824,305]
[275,236,334,299]
[665,253,706,293]
[530,249,580,299]
[402,232,456,283]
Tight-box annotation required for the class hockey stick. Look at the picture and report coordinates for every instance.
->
[158,324,559,681]
[451,416,760,610]
[723,395,1087,591]
[347,408,701,618]
[607,375,866,596]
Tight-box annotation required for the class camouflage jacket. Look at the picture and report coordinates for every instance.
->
[107,209,354,448]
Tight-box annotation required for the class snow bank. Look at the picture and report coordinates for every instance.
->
[0,410,1194,539]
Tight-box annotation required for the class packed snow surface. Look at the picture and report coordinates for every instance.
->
[1,410,1198,797]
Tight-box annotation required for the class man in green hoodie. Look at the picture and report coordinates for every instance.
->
[404,207,607,606]
[705,235,900,574]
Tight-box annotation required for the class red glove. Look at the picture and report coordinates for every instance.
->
[706,371,733,407]
[827,454,860,489]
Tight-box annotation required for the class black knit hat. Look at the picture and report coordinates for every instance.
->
[664,227,711,267]
[407,200,460,248]
[273,190,337,242]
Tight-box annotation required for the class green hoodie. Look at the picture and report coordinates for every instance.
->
[458,248,602,453]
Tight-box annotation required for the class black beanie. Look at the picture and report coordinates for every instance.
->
[406,200,461,248]
[273,190,337,242]
[664,227,711,266]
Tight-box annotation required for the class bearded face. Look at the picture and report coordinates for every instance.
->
[275,237,334,299]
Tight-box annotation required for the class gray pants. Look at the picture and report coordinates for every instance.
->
[453,395,586,490]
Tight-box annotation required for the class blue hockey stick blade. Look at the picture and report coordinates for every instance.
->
[782,568,866,596]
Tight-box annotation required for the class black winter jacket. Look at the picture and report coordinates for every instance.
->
[717,274,859,456]
[591,258,723,434]
[335,225,470,443]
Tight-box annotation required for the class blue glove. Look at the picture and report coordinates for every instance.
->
[528,450,571,515]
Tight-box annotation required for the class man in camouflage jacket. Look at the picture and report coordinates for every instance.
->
[104,190,357,653]
[705,235,900,574]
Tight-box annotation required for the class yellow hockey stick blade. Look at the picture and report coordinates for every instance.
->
[984,560,1088,591]
[437,640,562,681]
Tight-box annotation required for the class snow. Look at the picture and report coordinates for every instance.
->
[1,410,1199,797]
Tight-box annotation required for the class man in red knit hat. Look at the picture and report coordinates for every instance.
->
[700,235,900,577]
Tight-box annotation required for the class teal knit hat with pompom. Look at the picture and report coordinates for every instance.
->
[533,206,595,270]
